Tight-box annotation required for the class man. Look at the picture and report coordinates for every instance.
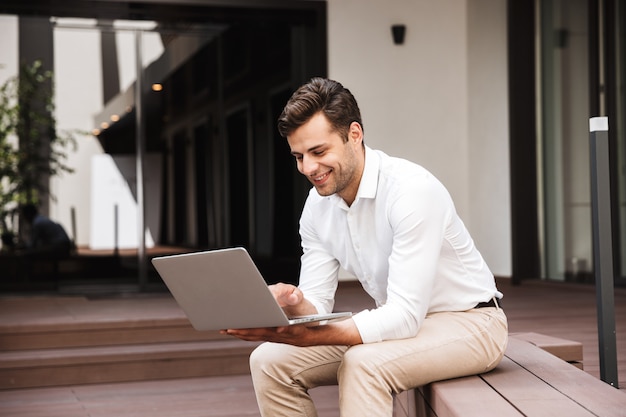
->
[223,78,508,416]
[20,203,72,259]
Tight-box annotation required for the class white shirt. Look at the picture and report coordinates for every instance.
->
[298,147,502,343]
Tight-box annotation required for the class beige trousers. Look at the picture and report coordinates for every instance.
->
[249,306,508,417]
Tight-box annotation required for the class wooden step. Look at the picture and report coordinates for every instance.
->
[0,284,376,391]
[0,294,223,352]
[0,295,260,390]
[510,331,583,368]
[0,339,261,390]
[0,317,223,351]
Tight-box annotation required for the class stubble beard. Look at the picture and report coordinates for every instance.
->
[313,161,357,198]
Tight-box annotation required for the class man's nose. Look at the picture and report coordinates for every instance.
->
[300,155,318,175]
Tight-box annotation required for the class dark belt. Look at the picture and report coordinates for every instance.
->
[475,298,501,309]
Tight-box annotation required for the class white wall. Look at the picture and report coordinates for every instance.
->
[467,0,511,276]
[0,16,19,86]
[0,15,19,156]
[327,0,511,276]
[51,25,105,246]
[0,16,19,242]
[328,0,469,200]
[90,154,161,249]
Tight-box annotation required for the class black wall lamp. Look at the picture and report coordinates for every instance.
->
[391,24,406,45]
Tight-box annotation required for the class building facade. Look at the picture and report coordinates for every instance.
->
[0,0,624,287]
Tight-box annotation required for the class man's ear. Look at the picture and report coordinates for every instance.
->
[348,121,363,144]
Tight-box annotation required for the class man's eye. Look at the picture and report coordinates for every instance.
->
[295,155,303,161]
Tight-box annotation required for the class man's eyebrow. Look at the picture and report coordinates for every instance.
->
[291,144,325,156]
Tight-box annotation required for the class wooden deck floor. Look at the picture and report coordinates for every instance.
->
[0,278,624,417]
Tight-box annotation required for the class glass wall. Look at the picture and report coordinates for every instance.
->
[539,0,626,284]
[52,19,164,253]
[539,0,593,282]
[615,1,626,281]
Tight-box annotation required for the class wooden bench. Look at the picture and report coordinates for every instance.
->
[392,333,626,417]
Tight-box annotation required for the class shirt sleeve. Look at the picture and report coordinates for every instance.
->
[297,196,340,315]
[352,174,453,343]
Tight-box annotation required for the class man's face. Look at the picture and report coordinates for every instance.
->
[287,112,364,205]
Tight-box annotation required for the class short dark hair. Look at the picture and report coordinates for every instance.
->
[20,203,38,222]
[277,78,363,142]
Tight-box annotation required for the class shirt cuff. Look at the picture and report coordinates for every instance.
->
[351,309,382,344]
[301,293,330,316]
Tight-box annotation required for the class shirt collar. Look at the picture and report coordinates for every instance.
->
[358,146,379,200]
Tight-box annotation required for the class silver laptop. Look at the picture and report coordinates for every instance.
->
[151,247,352,331]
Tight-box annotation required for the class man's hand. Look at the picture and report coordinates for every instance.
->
[268,283,318,317]
[221,318,362,347]
[221,324,315,347]
[220,282,363,346]
[269,283,304,308]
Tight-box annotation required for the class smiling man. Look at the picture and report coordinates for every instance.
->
[224,78,508,417]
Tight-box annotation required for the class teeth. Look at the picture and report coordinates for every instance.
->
[314,172,328,181]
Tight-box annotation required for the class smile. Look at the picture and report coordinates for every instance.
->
[312,170,331,184]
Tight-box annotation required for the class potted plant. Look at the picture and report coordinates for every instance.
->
[0,60,78,250]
